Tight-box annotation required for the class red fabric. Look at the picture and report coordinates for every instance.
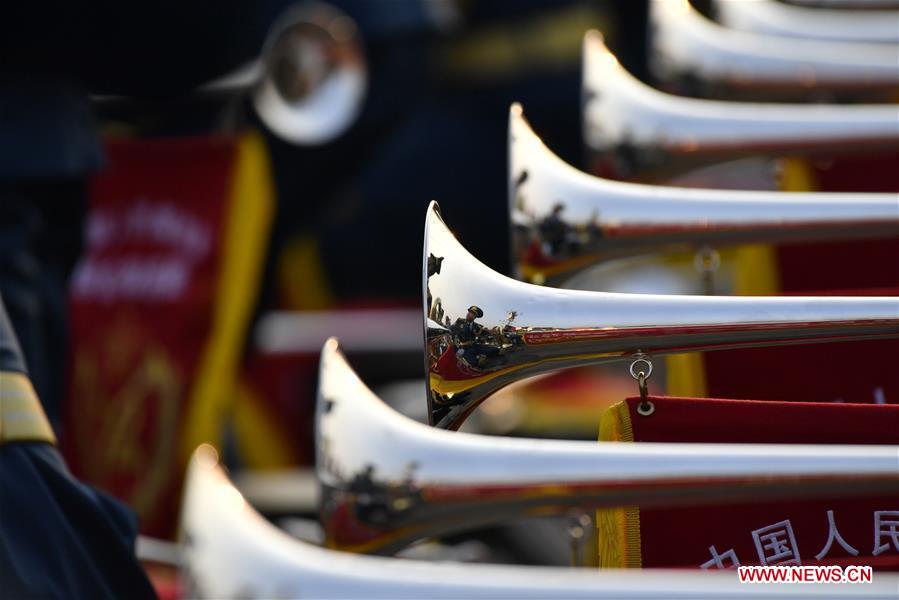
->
[807,151,899,193]
[239,352,318,465]
[775,239,899,294]
[702,286,899,405]
[324,503,385,548]
[145,565,182,600]
[63,136,237,538]
[523,240,554,268]
[703,338,899,405]
[432,344,481,380]
[624,396,899,569]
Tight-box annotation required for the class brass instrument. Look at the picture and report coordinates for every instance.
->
[582,31,899,177]
[317,340,899,554]
[202,1,366,144]
[712,0,899,43]
[511,101,899,286]
[650,0,899,96]
[179,444,899,597]
[425,202,898,430]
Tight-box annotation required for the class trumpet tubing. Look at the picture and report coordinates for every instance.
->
[425,202,899,430]
[182,444,899,597]
[785,0,899,7]
[316,340,899,554]
[582,30,899,171]
[650,0,899,94]
[712,0,899,43]
[510,102,899,285]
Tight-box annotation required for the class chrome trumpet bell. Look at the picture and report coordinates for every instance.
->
[253,2,366,145]
[650,0,899,94]
[511,102,899,285]
[712,0,899,43]
[202,1,366,144]
[425,201,898,430]
[582,31,899,173]
[317,339,899,555]
[182,444,899,597]
[786,0,899,7]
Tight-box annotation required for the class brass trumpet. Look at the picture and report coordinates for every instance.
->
[582,31,899,177]
[316,339,899,555]
[180,444,899,597]
[425,202,898,430]
[786,0,899,8]
[511,101,899,286]
[650,0,899,96]
[712,0,899,43]
[202,1,366,144]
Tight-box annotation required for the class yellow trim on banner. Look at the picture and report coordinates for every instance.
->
[780,157,818,192]
[179,132,274,464]
[596,401,641,568]
[732,244,781,296]
[665,352,708,398]
[0,371,56,445]
[279,236,334,310]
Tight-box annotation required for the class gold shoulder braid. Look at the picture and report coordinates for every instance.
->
[0,371,56,445]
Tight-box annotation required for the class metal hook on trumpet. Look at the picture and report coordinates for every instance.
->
[629,354,655,417]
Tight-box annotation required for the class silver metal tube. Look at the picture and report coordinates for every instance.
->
[182,444,899,598]
[511,100,899,285]
[426,201,899,430]
[583,31,899,169]
[712,0,899,43]
[650,0,899,93]
[316,340,899,554]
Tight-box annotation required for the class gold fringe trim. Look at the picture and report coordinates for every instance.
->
[596,400,641,568]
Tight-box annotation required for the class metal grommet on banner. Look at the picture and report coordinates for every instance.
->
[629,354,655,417]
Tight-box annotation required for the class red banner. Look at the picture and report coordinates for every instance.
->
[63,133,273,538]
[599,396,899,570]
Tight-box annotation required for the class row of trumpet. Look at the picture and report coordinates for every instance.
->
[173,3,898,598]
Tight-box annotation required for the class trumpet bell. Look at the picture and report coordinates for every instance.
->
[180,444,899,597]
[786,0,899,7]
[712,0,899,43]
[510,101,899,286]
[425,201,898,430]
[252,2,367,144]
[316,339,899,555]
[582,31,899,174]
[650,0,899,96]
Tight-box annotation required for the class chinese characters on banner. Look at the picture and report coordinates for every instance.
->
[702,510,899,569]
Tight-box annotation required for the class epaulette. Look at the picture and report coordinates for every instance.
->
[0,371,56,445]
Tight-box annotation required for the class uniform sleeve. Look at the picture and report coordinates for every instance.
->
[0,444,158,599]
[0,293,157,599]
